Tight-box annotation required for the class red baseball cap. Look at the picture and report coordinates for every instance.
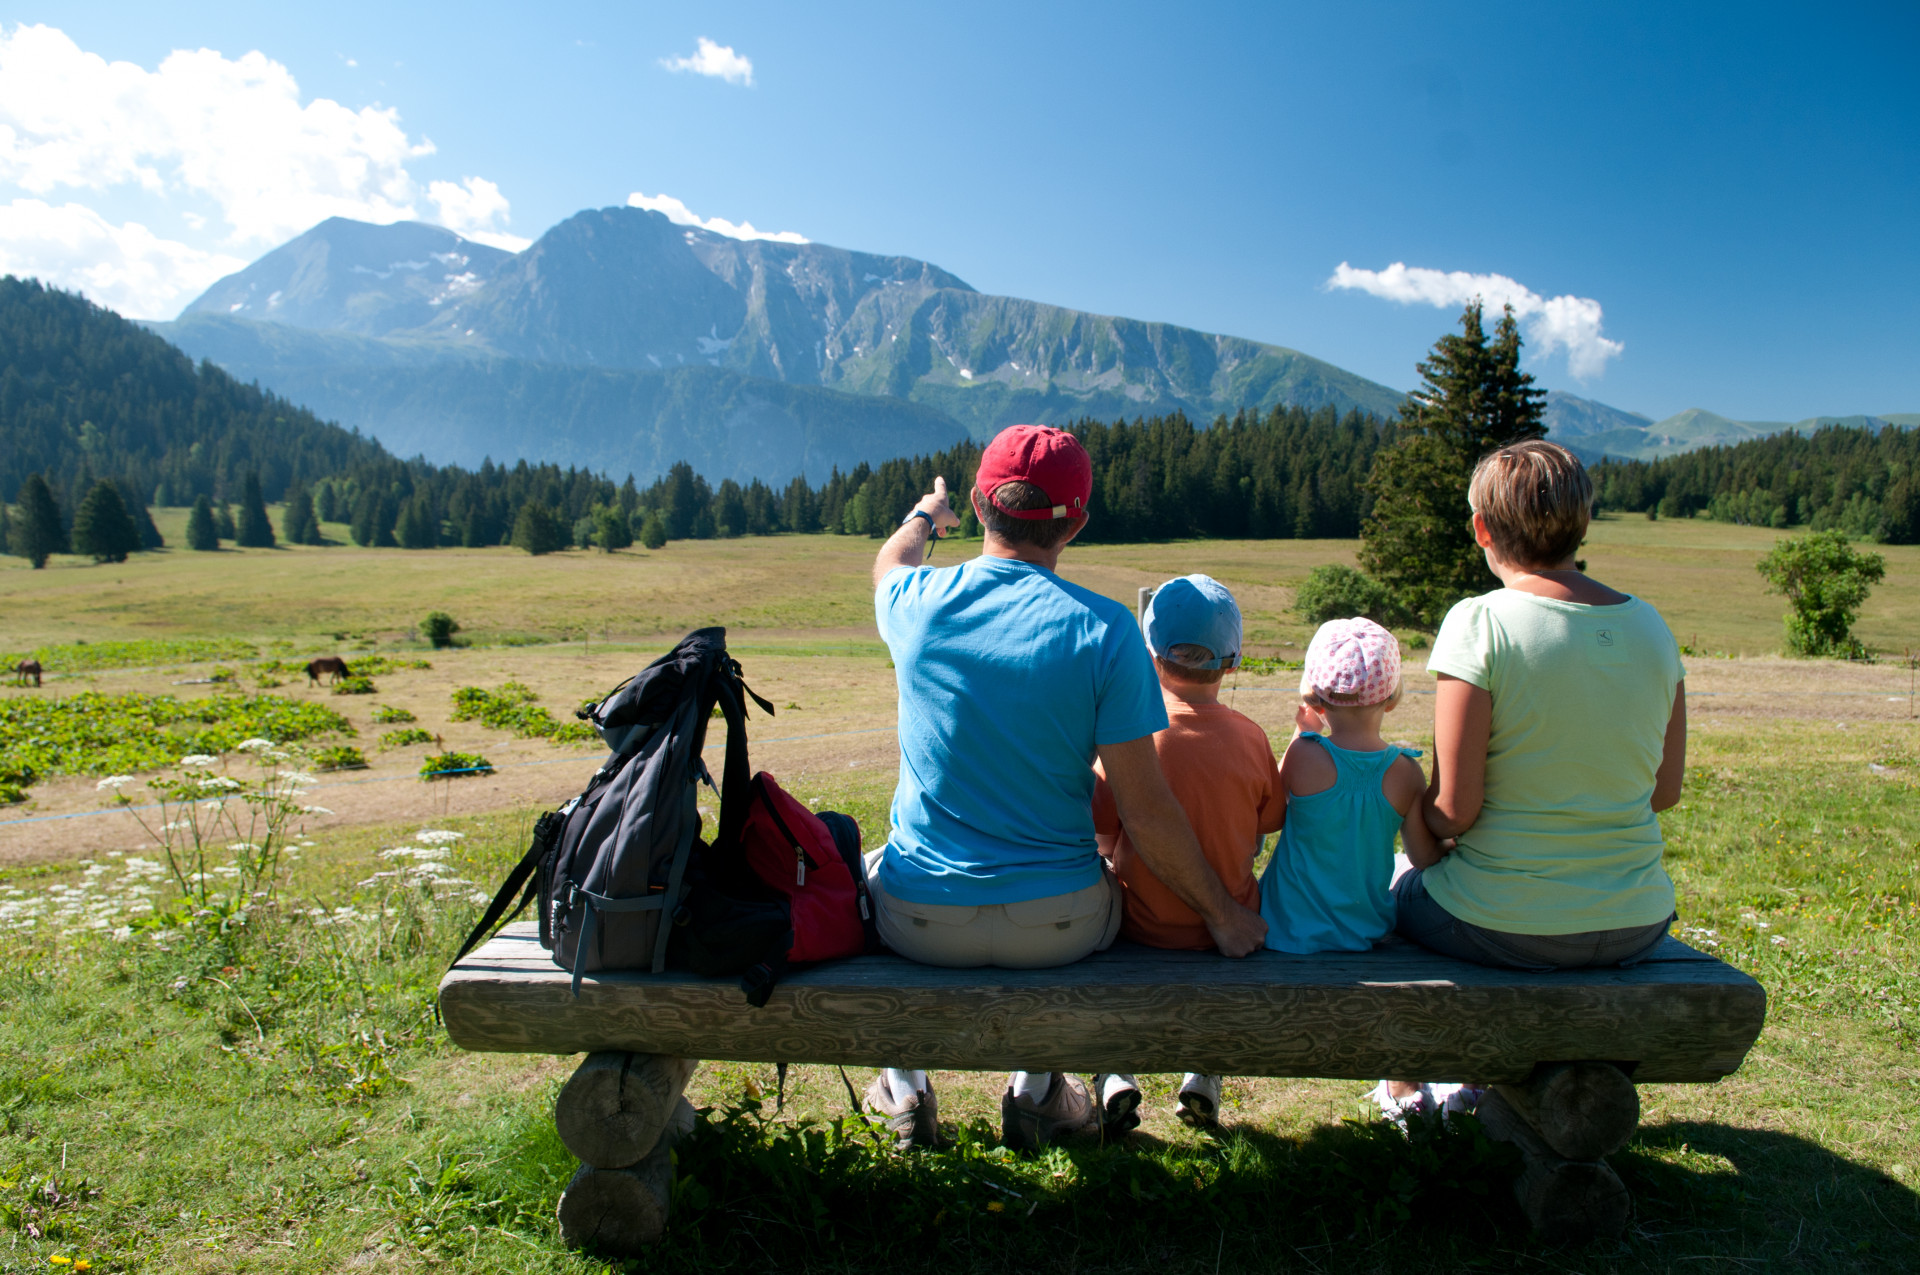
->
[974,425,1092,521]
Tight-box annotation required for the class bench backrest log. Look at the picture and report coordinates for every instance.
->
[439,924,1765,1084]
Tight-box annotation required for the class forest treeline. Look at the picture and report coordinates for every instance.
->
[295,403,1389,551]
[1591,423,1919,543]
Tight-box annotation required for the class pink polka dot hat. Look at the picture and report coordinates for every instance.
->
[1300,617,1401,707]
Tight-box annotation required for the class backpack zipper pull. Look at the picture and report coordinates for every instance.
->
[795,846,807,887]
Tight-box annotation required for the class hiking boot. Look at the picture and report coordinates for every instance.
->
[1093,1072,1142,1137]
[1175,1073,1223,1127]
[864,1071,940,1150]
[1001,1072,1097,1151]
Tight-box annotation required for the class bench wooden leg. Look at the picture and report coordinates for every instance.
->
[1491,1061,1639,1161]
[1477,1075,1634,1245]
[553,1053,699,1254]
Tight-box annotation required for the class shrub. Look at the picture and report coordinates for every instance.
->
[511,502,565,556]
[1293,565,1411,629]
[186,494,219,550]
[0,762,33,804]
[421,751,493,779]
[332,676,377,695]
[381,727,435,749]
[421,612,462,649]
[312,744,368,771]
[370,704,417,724]
[350,655,431,676]
[450,683,598,745]
[1755,529,1887,658]
[0,692,352,779]
[640,510,668,549]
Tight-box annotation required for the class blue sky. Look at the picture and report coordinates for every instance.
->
[2,1,1914,421]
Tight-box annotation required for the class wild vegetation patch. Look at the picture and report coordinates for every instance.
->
[380,727,434,749]
[450,682,596,744]
[420,752,493,779]
[0,637,259,673]
[370,703,417,724]
[0,692,351,780]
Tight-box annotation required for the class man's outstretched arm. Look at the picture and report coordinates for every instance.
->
[872,476,963,588]
[1096,735,1268,957]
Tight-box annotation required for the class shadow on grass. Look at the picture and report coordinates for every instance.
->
[417,1095,1920,1274]
[1618,1120,1920,1269]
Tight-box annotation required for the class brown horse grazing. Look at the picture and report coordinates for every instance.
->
[305,656,351,686]
[11,660,41,687]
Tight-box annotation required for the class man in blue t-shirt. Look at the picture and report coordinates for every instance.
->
[862,424,1267,1152]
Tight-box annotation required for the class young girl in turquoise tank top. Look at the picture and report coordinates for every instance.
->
[1259,618,1442,954]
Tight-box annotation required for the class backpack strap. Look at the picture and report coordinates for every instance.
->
[448,805,569,968]
[568,887,673,996]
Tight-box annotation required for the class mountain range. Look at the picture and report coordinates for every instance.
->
[147,209,1910,482]
[153,210,1405,482]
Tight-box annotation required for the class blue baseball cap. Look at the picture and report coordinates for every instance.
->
[1143,575,1242,670]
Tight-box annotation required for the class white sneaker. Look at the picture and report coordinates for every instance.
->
[1176,1073,1223,1127]
[1092,1072,1142,1136]
[1368,1080,1434,1131]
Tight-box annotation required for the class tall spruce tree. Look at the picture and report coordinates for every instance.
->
[1358,302,1546,627]
[281,485,320,545]
[118,480,165,549]
[186,495,219,550]
[71,480,140,563]
[235,471,276,547]
[214,501,237,540]
[14,473,66,568]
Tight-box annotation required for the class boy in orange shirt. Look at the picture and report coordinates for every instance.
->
[1090,574,1284,1131]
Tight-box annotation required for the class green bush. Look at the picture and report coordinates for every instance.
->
[421,612,461,649]
[1293,565,1411,629]
[0,638,258,673]
[1756,530,1887,658]
[380,727,435,749]
[0,762,33,804]
[311,744,368,772]
[370,704,416,724]
[421,751,493,779]
[332,676,377,695]
[348,655,431,676]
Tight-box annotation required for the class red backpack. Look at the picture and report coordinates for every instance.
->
[737,771,875,963]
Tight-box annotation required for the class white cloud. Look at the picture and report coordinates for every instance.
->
[626,191,807,244]
[660,38,753,86]
[1327,261,1624,379]
[0,198,246,317]
[428,177,531,252]
[0,23,532,316]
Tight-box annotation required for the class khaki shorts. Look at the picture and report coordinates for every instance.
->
[865,848,1124,969]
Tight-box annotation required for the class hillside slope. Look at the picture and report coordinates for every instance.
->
[0,278,388,505]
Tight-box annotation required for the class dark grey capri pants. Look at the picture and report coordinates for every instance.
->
[1393,868,1672,972]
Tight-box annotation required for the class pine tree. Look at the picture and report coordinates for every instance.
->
[214,501,237,540]
[281,485,320,545]
[511,501,563,555]
[119,481,164,549]
[236,471,275,547]
[593,505,632,552]
[187,495,219,550]
[0,500,10,554]
[71,480,140,563]
[396,494,438,549]
[13,473,66,568]
[1358,303,1546,628]
[315,481,339,523]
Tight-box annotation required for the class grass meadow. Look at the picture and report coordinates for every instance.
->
[0,514,1917,1272]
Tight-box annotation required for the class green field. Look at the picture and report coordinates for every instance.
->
[1,518,1917,1272]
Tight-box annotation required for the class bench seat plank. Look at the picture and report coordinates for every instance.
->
[440,924,1765,1083]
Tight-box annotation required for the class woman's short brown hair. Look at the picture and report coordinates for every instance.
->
[1468,440,1593,568]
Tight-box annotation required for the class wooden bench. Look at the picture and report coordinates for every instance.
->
[441,922,1766,1250]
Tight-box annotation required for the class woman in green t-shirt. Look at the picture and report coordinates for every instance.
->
[1397,440,1687,971]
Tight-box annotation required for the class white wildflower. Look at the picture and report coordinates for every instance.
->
[227,842,259,853]
[406,862,454,878]
[236,738,275,753]
[196,776,241,791]
[467,891,491,905]
[414,829,465,845]
[112,926,133,942]
[300,806,333,816]
[213,866,242,878]
[151,929,180,942]
[169,976,190,993]
[179,754,216,767]
[278,770,318,786]
[96,775,134,790]
[1770,935,1788,946]
[200,800,226,810]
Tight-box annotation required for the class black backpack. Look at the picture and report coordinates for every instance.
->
[453,627,871,1005]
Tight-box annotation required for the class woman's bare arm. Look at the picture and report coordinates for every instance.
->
[1424,674,1490,840]
[1651,680,1687,812]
